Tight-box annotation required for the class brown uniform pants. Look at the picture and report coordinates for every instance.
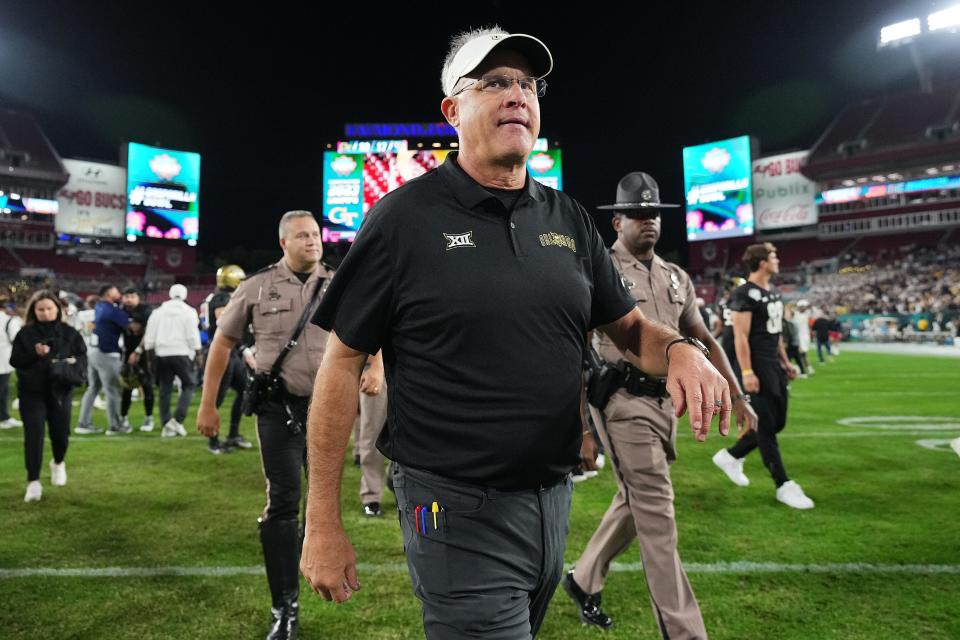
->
[574,392,706,640]
[358,384,388,505]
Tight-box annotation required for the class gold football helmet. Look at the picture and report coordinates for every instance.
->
[216,264,246,291]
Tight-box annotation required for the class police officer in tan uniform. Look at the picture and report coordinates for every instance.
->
[564,173,757,638]
[197,210,349,640]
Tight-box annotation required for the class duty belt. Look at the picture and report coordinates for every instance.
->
[620,362,668,399]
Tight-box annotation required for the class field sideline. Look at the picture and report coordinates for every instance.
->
[1,350,958,639]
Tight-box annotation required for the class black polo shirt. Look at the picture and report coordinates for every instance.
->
[313,152,634,490]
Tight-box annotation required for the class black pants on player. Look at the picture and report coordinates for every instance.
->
[727,371,790,487]
[20,388,71,482]
[211,350,246,444]
[786,345,805,375]
[256,397,309,615]
[0,373,11,421]
[121,363,155,418]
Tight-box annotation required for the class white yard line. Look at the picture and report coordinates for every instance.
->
[2,561,958,579]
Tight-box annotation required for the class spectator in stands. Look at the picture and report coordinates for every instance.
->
[76,285,129,435]
[812,313,833,364]
[10,290,87,502]
[0,295,24,429]
[119,288,155,432]
[144,284,201,437]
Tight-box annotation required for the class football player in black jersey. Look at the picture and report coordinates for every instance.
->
[711,243,814,509]
[120,288,155,432]
[201,265,253,454]
[716,276,746,365]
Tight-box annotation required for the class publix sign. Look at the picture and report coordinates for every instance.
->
[752,150,817,231]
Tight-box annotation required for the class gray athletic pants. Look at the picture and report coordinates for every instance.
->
[77,348,123,430]
[393,463,572,639]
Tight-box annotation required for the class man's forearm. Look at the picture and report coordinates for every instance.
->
[199,333,236,407]
[633,318,683,376]
[602,311,682,376]
[734,333,752,374]
[306,358,364,524]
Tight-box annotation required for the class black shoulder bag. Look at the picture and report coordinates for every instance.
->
[49,329,87,389]
[241,278,324,417]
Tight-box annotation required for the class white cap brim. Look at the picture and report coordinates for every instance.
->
[443,33,553,96]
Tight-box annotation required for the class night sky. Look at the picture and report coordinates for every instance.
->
[1,0,950,268]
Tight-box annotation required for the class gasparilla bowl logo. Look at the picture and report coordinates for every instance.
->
[332,155,358,177]
[528,153,554,173]
[701,147,731,174]
[149,154,183,181]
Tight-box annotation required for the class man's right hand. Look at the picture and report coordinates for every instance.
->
[301,524,361,603]
[196,403,220,437]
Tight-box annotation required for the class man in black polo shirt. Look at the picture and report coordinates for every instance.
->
[299,27,731,639]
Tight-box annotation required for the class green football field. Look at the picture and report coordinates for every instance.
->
[1,351,958,639]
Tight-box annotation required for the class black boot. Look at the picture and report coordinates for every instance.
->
[562,569,614,629]
[260,518,301,640]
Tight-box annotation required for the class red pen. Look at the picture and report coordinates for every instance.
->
[414,505,422,534]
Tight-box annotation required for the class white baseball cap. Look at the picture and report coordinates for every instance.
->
[169,284,188,300]
[442,32,553,96]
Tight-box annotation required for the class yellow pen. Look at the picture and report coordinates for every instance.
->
[431,501,440,529]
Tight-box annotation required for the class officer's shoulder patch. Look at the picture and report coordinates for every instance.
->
[247,263,278,278]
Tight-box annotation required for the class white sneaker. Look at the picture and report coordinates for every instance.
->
[712,449,750,487]
[50,460,67,486]
[121,416,131,430]
[24,480,42,502]
[140,417,155,432]
[162,419,187,437]
[776,480,815,510]
[93,395,107,411]
[0,417,23,428]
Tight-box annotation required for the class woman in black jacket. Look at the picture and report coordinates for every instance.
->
[10,290,87,502]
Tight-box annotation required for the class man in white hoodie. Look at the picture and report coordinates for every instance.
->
[144,284,201,437]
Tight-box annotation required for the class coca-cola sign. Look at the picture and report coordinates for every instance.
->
[752,151,817,231]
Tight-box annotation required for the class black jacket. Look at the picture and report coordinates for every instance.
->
[10,321,87,394]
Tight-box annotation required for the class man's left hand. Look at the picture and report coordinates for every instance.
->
[665,345,731,441]
[359,366,384,396]
[580,432,599,471]
[733,396,758,437]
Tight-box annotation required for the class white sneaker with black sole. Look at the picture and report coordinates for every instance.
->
[776,480,814,510]
[712,448,750,487]
[50,460,67,486]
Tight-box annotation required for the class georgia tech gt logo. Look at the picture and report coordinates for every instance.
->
[444,231,476,250]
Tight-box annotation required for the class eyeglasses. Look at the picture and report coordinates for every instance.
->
[452,74,548,98]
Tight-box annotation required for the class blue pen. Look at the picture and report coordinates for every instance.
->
[420,507,428,535]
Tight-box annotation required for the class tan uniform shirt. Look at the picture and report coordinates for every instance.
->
[216,259,332,397]
[595,239,701,457]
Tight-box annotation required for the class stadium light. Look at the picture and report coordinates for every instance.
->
[928,5,960,31]
[879,18,922,45]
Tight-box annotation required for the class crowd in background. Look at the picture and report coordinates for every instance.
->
[0,279,255,502]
